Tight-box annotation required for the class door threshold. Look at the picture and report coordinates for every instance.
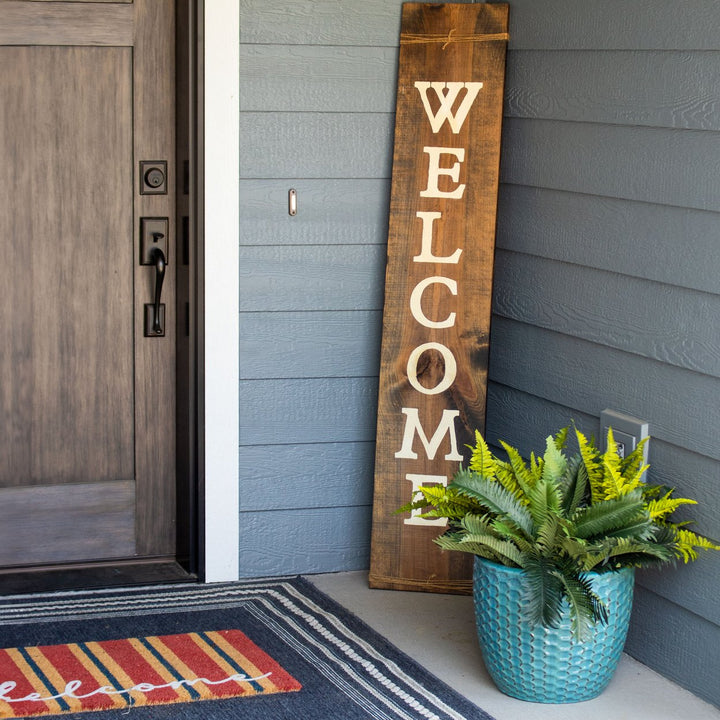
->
[0,560,197,596]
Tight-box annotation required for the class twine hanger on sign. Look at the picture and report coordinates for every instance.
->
[400,27,510,50]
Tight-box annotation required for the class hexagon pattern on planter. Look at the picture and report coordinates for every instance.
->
[473,557,635,703]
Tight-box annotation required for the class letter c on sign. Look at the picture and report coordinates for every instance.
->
[409,276,457,329]
[407,342,457,395]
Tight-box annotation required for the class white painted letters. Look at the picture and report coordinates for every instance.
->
[409,276,457,329]
[414,81,484,134]
[396,78,483,525]
[413,211,462,264]
[407,342,457,396]
[420,147,466,199]
[395,408,463,461]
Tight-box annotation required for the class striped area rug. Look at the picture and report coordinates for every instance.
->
[0,629,300,716]
[0,577,494,720]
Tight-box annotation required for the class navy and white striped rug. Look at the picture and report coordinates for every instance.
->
[0,576,494,720]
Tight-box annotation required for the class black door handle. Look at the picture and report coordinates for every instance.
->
[149,246,166,335]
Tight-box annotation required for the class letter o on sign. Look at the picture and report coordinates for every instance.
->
[406,342,457,395]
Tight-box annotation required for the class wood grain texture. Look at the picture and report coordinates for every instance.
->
[238,442,375,511]
[489,318,720,461]
[0,46,134,487]
[240,179,391,246]
[0,482,134,566]
[238,506,372,576]
[132,0,177,556]
[627,586,720,708]
[496,185,720,296]
[239,112,394,179]
[370,2,508,593]
[239,245,386,312]
[240,44,399,113]
[239,311,382,379]
[1,0,179,571]
[492,250,720,377]
[505,50,720,131]
[501,117,720,211]
[239,378,378,446]
[0,2,133,45]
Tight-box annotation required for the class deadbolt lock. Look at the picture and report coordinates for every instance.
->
[139,160,167,194]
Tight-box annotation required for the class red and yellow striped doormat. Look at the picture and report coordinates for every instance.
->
[0,629,301,717]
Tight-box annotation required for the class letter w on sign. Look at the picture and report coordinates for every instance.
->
[369,3,509,595]
[414,82,484,134]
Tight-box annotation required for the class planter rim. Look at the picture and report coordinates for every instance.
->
[474,555,635,579]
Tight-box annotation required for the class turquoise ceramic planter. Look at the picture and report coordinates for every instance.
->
[473,557,634,703]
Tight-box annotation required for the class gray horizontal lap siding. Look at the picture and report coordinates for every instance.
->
[238,0,720,705]
[488,0,720,707]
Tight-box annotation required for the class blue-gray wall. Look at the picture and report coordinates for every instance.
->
[238,0,720,706]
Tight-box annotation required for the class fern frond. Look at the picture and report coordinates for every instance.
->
[499,441,537,494]
[434,535,503,564]
[494,462,527,503]
[491,518,529,545]
[450,469,535,538]
[541,435,568,486]
[398,484,482,521]
[646,490,697,521]
[434,523,524,567]
[535,515,560,557]
[571,491,647,540]
[553,566,607,640]
[468,430,498,477]
[673,529,720,563]
[560,457,589,516]
[521,554,564,629]
[620,437,649,479]
[580,536,675,571]
[575,427,604,503]
[553,425,569,450]
[457,528,525,568]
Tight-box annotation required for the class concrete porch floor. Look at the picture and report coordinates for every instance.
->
[310,571,720,720]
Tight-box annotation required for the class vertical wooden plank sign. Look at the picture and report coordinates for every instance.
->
[370,3,509,593]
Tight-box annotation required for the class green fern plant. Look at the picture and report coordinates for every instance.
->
[400,425,720,639]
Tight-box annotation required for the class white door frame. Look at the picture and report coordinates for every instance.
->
[203,0,240,582]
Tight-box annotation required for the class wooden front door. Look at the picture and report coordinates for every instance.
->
[0,1,179,577]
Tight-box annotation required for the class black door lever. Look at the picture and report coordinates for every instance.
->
[149,245,166,334]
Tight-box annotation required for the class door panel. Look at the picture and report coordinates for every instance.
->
[0,3,134,45]
[0,46,134,488]
[0,1,177,572]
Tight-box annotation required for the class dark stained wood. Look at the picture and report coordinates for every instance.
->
[133,0,177,556]
[0,2,133,46]
[369,3,509,593]
[0,1,178,574]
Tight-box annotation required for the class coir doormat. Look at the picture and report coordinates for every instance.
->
[0,577,494,719]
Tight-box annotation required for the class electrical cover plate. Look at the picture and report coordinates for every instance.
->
[600,409,649,463]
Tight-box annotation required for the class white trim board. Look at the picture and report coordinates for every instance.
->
[203,0,240,582]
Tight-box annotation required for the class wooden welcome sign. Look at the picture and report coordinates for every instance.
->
[369,3,509,593]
